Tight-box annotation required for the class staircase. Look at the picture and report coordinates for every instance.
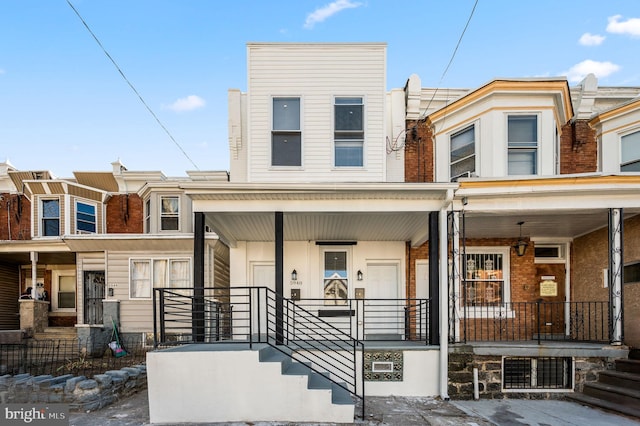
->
[147,343,356,424]
[33,327,77,340]
[568,358,640,418]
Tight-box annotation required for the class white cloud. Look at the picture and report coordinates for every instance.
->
[607,15,640,37]
[164,95,206,112]
[304,0,362,29]
[579,32,605,46]
[563,59,621,83]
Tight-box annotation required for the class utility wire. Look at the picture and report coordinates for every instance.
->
[422,0,479,117]
[66,0,200,171]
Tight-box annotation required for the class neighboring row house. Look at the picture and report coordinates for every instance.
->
[2,42,640,423]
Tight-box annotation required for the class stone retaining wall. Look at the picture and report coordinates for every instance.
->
[0,365,146,411]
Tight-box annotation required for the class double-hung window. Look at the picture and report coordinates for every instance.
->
[621,130,640,172]
[130,258,191,299]
[450,125,475,181]
[272,97,301,166]
[76,201,96,233]
[144,199,151,233]
[41,199,60,236]
[334,97,364,167]
[160,196,179,231]
[508,115,538,175]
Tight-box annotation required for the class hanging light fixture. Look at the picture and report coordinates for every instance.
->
[513,221,528,257]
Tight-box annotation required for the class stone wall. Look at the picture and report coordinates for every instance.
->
[448,346,610,400]
[0,365,146,411]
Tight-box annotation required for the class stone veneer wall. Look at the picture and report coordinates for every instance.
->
[0,365,146,411]
[448,346,610,399]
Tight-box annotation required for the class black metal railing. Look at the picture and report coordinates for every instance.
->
[0,335,150,378]
[292,298,430,343]
[458,300,610,343]
[153,287,366,417]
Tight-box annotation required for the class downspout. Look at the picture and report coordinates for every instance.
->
[439,189,454,400]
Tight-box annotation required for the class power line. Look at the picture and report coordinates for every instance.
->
[66,0,200,171]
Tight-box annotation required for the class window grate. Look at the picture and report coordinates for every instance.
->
[503,357,572,390]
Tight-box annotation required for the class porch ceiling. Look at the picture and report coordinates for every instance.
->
[205,211,431,247]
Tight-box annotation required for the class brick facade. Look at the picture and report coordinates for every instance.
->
[0,193,31,240]
[560,119,598,174]
[106,194,143,233]
[404,120,434,183]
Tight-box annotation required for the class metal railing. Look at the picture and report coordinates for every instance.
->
[153,287,366,417]
[458,300,610,343]
[0,335,150,378]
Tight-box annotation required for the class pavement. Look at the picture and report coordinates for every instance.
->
[67,389,640,426]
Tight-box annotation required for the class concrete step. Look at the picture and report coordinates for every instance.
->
[616,359,640,375]
[33,327,77,340]
[567,392,640,419]
[582,381,640,408]
[598,370,640,391]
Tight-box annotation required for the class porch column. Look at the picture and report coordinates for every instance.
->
[275,212,284,345]
[192,212,205,342]
[449,211,461,342]
[30,252,38,299]
[428,211,440,345]
[608,208,624,345]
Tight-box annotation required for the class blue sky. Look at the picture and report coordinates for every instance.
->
[1,0,639,178]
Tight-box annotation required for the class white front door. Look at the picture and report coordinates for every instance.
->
[364,263,400,339]
[251,263,274,337]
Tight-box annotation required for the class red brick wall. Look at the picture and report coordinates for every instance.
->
[404,120,434,182]
[0,193,31,240]
[560,119,598,174]
[573,214,640,348]
[106,194,143,233]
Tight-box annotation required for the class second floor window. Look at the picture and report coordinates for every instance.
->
[144,199,151,233]
[334,97,364,167]
[160,196,179,231]
[621,130,640,172]
[41,199,60,236]
[272,97,301,166]
[450,125,475,181]
[76,201,96,233]
[508,115,538,175]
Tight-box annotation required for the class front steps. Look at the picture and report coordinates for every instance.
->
[568,358,640,419]
[33,327,77,340]
[147,343,355,424]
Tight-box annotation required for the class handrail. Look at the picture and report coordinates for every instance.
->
[153,286,365,418]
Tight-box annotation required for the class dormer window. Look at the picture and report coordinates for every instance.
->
[160,196,179,231]
[508,115,538,175]
[41,199,60,236]
[621,130,640,172]
[76,201,96,234]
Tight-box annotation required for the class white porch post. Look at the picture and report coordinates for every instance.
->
[439,208,450,400]
[608,208,624,345]
[449,211,461,342]
[30,251,38,299]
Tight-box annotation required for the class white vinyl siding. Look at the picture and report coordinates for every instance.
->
[247,43,386,182]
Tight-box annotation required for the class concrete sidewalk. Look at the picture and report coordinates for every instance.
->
[68,389,640,425]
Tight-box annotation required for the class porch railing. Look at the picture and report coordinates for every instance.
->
[455,300,610,343]
[152,287,366,417]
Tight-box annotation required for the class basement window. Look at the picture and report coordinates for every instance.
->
[503,357,573,391]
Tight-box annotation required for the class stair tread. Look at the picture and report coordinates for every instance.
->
[584,381,640,399]
[283,362,312,376]
[600,370,640,381]
[568,393,640,418]
[331,383,354,405]
[308,372,332,389]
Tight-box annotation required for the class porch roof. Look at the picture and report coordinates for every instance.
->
[182,182,456,248]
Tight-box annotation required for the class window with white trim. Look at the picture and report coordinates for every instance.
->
[464,247,510,306]
[76,201,96,234]
[129,258,191,299]
[323,250,348,305]
[621,130,640,172]
[450,125,475,181]
[272,97,301,166]
[144,199,151,233]
[160,196,179,231]
[41,199,60,236]
[508,115,538,175]
[334,97,364,167]
[503,357,572,390]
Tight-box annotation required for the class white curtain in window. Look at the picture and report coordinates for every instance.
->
[131,260,151,298]
[153,259,167,288]
[170,260,190,288]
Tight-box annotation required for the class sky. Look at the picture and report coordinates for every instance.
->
[1,0,639,178]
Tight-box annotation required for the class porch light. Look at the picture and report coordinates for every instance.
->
[291,269,297,281]
[513,221,528,257]
[357,270,363,281]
